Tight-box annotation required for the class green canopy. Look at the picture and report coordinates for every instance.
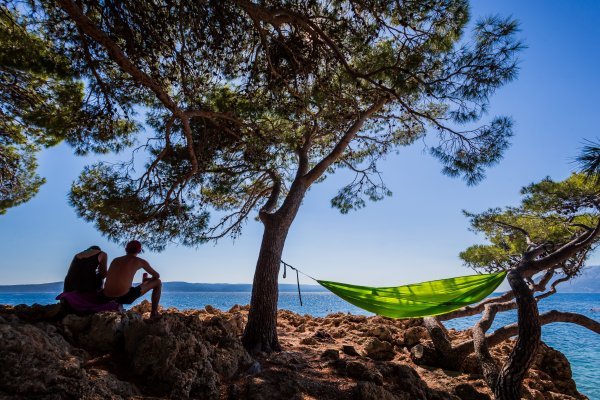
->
[317,271,507,319]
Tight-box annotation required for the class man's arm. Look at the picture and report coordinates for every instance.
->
[141,259,160,279]
[98,252,108,278]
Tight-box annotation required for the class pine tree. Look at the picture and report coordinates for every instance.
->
[0,5,135,214]
[414,173,600,399]
[17,0,521,352]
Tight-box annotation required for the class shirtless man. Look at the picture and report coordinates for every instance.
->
[103,240,162,317]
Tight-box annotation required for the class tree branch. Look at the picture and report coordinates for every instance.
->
[489,311,599,348]
[438,290,515,321]
[423,317,453,354]
[56,0,181,114]
[260,169,282,217]
[472,303,501,386]
[454,311,600,357]
[528,217,600,275]
[491,219,532,245]
[303,97,387,185]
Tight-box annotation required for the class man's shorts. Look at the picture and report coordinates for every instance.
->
[113,286,143,305]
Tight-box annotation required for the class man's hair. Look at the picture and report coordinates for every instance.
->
[125,240,142,255]
[88,245,101,251]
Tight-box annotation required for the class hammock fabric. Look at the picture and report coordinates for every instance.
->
[316,271,507,319]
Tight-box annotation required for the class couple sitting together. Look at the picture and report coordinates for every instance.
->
[61,240,162,317]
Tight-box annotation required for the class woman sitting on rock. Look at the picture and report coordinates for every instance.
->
[63,245,107,293]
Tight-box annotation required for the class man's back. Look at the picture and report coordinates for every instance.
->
[104,255,145,297]
[102,240,162,317]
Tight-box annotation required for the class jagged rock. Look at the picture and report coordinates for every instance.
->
[0,319,138,398]
[454,383,491,400]
[345,360,369,378]
[228,383,241,400]
[345,361,384,385]
[246,361,262,375]
[0,305,589,400]
[245,370,302,400]
[0,303,62,322]
[342,344,360,356]
[375,362,450,399]
[86,367,141,398]
[300,337,318,345]
[313,329,335,342]
[219,312,245,337]
[122,313,252,398]
[459,352,484,374]
[525,343,582,398]
[228,304,243,313]
[78,312,128,352]
[355,381,401,400]
[268,351,308,371]
[402,326,429,347]
[523,387,546,400]
[347,315,368,323]
[62,313,91,334]
[364,337,395,361]
[331,329,346,338]
[366,325,394,342]
[0,320,84,395]
[205,304,219,314]
[131,299,153,314]
[321,349,340,361]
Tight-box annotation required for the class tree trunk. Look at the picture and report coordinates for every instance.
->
[493,268,541,400]
[411,317,467,370]
[242,185,306,354]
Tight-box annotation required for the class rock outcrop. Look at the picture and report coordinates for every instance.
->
[0,303,589,400]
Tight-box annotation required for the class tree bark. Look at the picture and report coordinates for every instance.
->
[472,304,501,388]
[411,317,466,369]
[493,268,541,400]
[242,184,306,353]
[241,217,287,353]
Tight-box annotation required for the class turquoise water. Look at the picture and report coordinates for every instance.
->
[1,292,598,399]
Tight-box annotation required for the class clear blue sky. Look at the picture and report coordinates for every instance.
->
[1,1,599,286]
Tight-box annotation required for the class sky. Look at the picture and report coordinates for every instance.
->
[1,1,600,287]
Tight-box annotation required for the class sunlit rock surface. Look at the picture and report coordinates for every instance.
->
[0,302,588,399]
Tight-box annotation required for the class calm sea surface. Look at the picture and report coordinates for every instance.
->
[1,292,598,399]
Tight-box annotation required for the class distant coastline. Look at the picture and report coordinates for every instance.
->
[0,281,325,293]
[1,268,599,293]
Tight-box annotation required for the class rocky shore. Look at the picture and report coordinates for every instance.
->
[0,302,588,400]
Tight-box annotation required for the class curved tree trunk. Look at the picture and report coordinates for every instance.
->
[493,268,541,400]
[242,185,306,353]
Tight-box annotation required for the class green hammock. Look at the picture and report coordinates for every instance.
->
[316,271,507,319]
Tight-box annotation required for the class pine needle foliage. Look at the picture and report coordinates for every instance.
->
[461,174,600,275]
[9,0,521,248]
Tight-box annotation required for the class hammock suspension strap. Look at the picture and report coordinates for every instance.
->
[281,260,309,306]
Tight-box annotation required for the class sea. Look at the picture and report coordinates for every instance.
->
[1,292,598,399]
